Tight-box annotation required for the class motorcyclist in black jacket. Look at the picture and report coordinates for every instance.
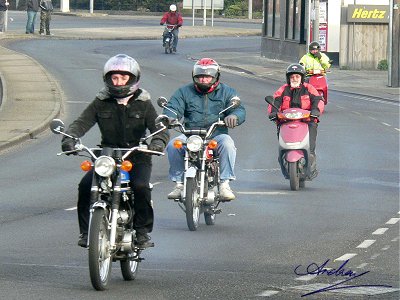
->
[61,54,169,248]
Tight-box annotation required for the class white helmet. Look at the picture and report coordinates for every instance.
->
[169,4,177,12]
[103,54,141,98]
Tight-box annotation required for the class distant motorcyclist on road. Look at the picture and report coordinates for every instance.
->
[299,41,331,79]
[61,54,169,249]
[163,58,246,201]
[268,63,323,179]
[160,4,183,52]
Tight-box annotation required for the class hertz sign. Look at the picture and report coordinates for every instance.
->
[347,5,389,23]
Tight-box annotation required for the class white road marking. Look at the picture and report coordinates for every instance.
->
[381,122,391,127]
[65,206,77,211]
[356,239,376,249]
[386,218,400,224]
[391,237,399,242]
[381,245,391,251]
[357,263,369,269]
[351,111,361,115]
[295,274,318,281]
[256,290,280,297]
[237,191,289,195]
[242,168,280,172]
[370,253,381,260]
[291,283,399,295]
[395,128,400,131]
[334,253,357,261]
[372,228,389,235]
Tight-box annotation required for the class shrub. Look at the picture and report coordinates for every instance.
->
[377,59,388,70]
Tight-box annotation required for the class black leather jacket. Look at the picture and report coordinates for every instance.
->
[64,88,169,163]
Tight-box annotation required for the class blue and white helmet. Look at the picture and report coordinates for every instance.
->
[103,54,141,98]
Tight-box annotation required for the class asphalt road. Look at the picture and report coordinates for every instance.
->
[0,16,398,299]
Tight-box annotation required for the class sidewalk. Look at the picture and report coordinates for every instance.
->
[0,15,398,152]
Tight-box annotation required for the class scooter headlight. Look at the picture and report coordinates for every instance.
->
[284,111,308,119]
[94,156,116,177]
[186,135,203,152]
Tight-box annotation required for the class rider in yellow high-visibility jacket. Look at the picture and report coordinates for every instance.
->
[299,41,331,75]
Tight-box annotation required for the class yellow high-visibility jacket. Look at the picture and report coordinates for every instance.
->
[299,52,331,75]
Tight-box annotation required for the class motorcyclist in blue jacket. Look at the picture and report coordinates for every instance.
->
[163,58,246,201]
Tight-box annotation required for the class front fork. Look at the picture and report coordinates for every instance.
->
[88,173,122,252]
[183,151,207,203]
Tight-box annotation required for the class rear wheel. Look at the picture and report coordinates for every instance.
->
[289,162,300,191]
[88,209,112,291]
[120,252,139,281]
[185,177,200,231]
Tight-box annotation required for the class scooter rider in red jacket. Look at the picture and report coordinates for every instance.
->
[160,4,183,52]
[269,63,323,179]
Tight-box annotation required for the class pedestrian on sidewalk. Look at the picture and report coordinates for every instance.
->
[0,0,9,33]
[39,0,53,35]
[26,0,39,34]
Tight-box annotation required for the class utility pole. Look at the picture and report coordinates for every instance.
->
[248,0,252,19]
[388,0,399,87]
[312,0,320,42]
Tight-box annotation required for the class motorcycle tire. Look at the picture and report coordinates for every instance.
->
[88,208,112,291]
[120,252,139,281]
[289,162,300,191]
[185,177,200,231]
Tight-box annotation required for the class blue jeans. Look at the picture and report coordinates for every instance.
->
[166,134,237,182]
[26,10,37,33]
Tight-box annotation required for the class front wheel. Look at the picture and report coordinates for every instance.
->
[88,209,112,291]
[120,252,139,281]
[289,161,300,191]
[185,177,200,231]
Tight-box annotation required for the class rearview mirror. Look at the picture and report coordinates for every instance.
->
[264,96,274,105]
[50,119,65,134]
[229,96,241,108]
[157,97,168,108]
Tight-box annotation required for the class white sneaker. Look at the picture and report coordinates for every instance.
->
[219,181,235,201]
[168,182,183,199]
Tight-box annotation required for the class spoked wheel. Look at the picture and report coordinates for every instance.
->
[289,162,300,191]
[88,209,112,291]
[120,252,139,281]
[185,177,200,231]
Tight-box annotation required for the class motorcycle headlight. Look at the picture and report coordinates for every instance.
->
[94,156,116,177]
[187,135,203,152]
[284,111,307,119]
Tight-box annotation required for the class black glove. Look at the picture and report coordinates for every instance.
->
[149,139,165,152]
[177,24,182,28]
[314,52,322,59]
[160,22,164,26]
[269,112,277,121]
[61,137,78,155]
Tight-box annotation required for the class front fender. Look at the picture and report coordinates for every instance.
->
[285,150,304,162]
[91,201,108,210]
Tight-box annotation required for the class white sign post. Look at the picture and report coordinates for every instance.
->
[183,0,224,26]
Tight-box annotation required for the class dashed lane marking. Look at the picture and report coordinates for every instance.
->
[356,263,369,269]
[334,253,357,261]
[291,283,399,296]
[372,228,389,235]
[381,122,392,127]
[295,274,318,281]
[386,218,400,224]
[256,290,280,297]
[65,207,77,211]
[356,239,376,249]
[236,191,289,195]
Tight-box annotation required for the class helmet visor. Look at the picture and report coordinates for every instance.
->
[193,65,219,78]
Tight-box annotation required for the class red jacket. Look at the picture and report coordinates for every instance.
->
[272,83,322,116]
[160,12,183,26]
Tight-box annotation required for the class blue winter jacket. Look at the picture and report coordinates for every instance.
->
[163,82,246,137]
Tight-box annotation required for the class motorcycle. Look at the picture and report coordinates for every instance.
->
[157,96,241,231]
[162,24,177,54]
[50,118,167,291]
[265,96,316,191]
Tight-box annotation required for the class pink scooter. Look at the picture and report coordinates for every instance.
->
[265,96,318,190]
[306,70,328,108]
